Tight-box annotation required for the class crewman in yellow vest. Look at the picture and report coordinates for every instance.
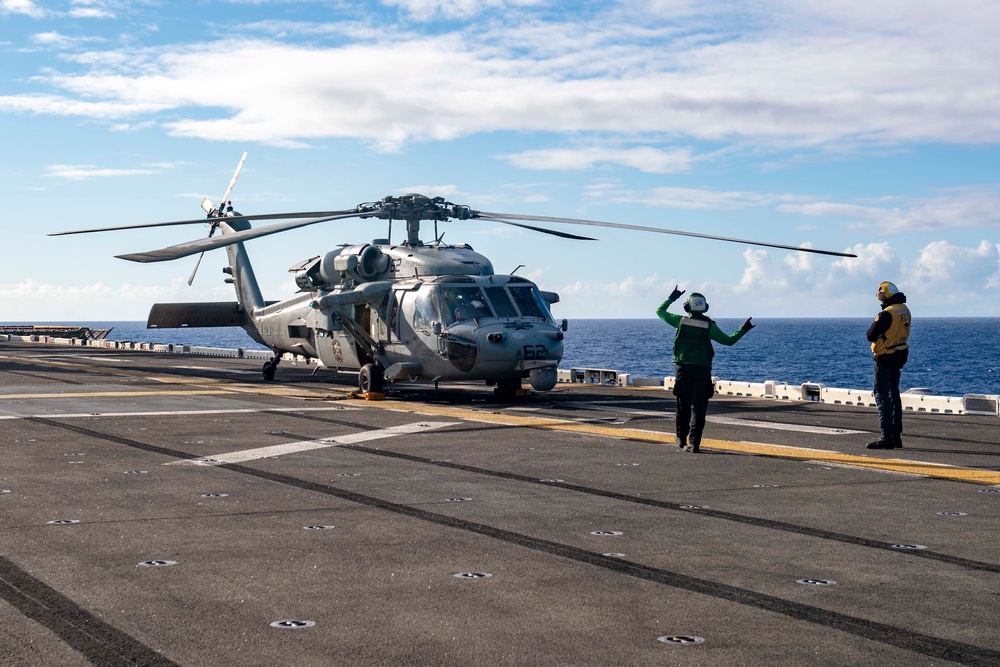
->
[865,281,911,449]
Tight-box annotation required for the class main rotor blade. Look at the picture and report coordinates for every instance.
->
[477,216,597,240]
[477,211,857,258]
[116,211,370,263]
[48,210,358,237]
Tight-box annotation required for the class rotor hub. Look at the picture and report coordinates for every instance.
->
[356,194,476,222]
[354,194,479,246]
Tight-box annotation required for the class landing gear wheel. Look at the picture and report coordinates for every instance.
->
[262,361,276,381]
[359,363,384,394]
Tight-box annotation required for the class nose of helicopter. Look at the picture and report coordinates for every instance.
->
[474,323,563,389]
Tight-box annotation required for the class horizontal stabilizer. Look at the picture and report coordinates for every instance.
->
[147,302,247,329]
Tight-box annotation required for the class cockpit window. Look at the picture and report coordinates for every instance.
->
[411,288,440,332]
[439,286,494,325]
[485,286,518,318]
[508,285,549,319]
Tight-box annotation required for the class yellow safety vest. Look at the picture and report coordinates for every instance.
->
[871,303,911,357]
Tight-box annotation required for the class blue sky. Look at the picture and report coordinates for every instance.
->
[2,0,999,321]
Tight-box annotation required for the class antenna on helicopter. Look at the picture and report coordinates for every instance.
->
[511,264,525,274]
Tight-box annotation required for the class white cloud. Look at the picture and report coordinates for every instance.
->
[69,0,115,19]
[7,237,999,321]
[31,31,104,48]
[500,146,694,174]
[44,164,163,180]
[382,0,545,19]
[1,0,45,18]
[0,94,171,119]
[718,240,1000,316]
[3,2,1000,152]
[550,237,1000,318]
[587,183,810,210]
[777,187,1000,232]
[557,274,670,318]
[910,239,1000,288]
[584,183,1000,235]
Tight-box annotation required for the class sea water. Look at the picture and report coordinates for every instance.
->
[561,318,1000,398]
[4,318,998,397]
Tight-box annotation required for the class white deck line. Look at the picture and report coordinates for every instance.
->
[0,406,359,420]
[558,401,865,435]
[169,421,461,465]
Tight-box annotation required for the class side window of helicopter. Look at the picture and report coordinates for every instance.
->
[508,285,549,319]
[389,291,402,340]
[484,286,518,318]
[376,293,391,340]
[411,288,440,332]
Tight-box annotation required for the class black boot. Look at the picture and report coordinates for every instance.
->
[867,438,892,449]
[890,436,903,449]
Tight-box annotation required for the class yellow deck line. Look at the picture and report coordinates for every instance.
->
[354,398,1000,486]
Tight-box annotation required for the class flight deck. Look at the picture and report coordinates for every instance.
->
[1,339,998,666]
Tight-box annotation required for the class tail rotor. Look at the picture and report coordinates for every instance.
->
[188,151,247,285]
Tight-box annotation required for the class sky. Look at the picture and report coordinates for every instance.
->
[1,0,999,321]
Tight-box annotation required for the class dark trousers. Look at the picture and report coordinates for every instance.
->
[674,363,714,445]
[873,361,903,439]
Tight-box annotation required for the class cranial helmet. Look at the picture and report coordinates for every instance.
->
[876,281,899,302]
[683,293,709,314]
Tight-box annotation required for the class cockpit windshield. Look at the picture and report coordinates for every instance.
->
[439,286,494,325]
[508,285,550,319]
[435,281,552,326]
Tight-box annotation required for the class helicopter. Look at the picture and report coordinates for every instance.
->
[51,153,856,396]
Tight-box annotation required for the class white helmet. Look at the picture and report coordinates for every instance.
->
[684,293,709,314]
[876,281,899,302]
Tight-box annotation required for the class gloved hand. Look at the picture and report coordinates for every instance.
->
[668,285,685,301]
[741,317,755,332]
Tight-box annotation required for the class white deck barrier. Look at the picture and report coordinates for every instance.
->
[964,394,1000,416]
[715,380,771,398]
[819,387,878,408]
[558,367,622,385]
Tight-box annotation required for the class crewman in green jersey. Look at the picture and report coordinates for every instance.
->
[656,286,754,452]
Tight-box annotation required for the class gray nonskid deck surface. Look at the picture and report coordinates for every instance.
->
[1,341,998,667]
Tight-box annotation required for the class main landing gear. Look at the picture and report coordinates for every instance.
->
[359,363,385,394]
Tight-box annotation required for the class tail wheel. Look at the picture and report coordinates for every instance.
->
[359,363,384,393]
[262,361,276,381]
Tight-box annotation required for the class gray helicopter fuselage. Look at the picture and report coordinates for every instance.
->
[249,241,564,390]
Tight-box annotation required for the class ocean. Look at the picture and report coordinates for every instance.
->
[5,318,999,397]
